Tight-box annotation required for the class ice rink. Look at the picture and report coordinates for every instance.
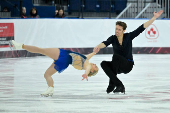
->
[0,54,170,113]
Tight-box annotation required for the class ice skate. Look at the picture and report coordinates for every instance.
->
[10,40,23,50]
[106,84,116,94]
[113,85,125,94]
[41,87,54,97]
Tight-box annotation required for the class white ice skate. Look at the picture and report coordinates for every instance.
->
[41,87,54,97]
[10,40,23,50]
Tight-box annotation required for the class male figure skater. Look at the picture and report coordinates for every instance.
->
[93,10,163,94]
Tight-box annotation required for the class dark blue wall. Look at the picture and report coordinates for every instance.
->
[0,0,55,18]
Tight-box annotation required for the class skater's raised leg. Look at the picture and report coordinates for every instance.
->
[11,40,60,60]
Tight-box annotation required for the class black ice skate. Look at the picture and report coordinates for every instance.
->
[106,84,116,94]
[113,85,125,94]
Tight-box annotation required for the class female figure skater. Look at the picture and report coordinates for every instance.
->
[11,40,99,97]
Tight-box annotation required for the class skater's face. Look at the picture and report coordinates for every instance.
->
[92,64,98,71]
[88,63,98,77]
[115,25,125,37]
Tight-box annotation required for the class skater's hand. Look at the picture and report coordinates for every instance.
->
[153,10,163,18]
[93,46,100,54]
[143,10,163,28]
[82,74,88,81]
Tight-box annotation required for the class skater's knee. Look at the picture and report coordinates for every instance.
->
[112,55,122,63]
[100,61,107,67]
[113,54,120,59]
[44,73,50,79]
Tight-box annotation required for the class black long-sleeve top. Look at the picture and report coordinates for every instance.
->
[102,24,145,61]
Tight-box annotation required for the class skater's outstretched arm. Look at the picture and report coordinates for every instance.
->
[143,10,163,28]
[129,10,163,40]
[86,52,96,60]
[96,43,106,49]
[93,37,111,54]
[82,64,91,81]
[86,48,100,60]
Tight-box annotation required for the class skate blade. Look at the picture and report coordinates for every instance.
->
[9,40,16,50]
[107,91,114,94]
[113,92,125,95]
[41,93,53,97]
[8,40,13,50]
